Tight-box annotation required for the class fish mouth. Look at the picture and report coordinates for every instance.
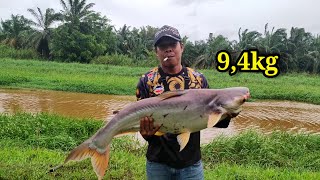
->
[222,94,248,110]
[243,92,250,101]
[225,92,249,117]
[236,92,250,105]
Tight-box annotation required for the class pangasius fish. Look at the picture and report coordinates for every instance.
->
[60,87,250,179]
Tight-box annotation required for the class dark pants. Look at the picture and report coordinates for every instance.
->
[146,160,204,180]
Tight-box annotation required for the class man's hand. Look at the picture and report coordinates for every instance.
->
[140,116,161,139]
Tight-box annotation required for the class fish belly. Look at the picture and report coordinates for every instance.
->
[151,109,208,134]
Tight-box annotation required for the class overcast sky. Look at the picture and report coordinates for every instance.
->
[0,0,319,42]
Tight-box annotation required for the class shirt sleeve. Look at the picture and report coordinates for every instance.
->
[135,75,156,142]
[136,75,150,101]
[200,74,209,89]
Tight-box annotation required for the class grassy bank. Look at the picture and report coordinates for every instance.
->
[1,58,320,104]
[1,113,320,179]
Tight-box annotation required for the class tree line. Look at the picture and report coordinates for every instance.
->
[0,0,319,74]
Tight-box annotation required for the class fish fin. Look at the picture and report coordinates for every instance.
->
[158,90,186,100]
[207,113,223,128]
[177,132,191,152]
[64,141,94,163]
[91,145,110,180]
[64,141,110,180]
[154,131,165,136]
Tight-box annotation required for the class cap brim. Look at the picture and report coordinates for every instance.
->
[154,34,181,46]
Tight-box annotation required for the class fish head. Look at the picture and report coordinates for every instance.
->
[208,87,250,118]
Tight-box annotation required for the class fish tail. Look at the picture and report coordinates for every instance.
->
[64,140,111,180]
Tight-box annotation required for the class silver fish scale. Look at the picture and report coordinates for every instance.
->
[119,102,208,134]
[91,87,249,152]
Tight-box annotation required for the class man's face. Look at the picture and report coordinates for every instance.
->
[155,37,184,68]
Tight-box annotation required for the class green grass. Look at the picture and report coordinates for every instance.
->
[0,58,144,95]
[204,163,320,180]
[0,139,146,180]
[0,112,102,151]
[0,113,147,179]
[1,113,320,179]
[1,58,320,104]
[202,130,320,171]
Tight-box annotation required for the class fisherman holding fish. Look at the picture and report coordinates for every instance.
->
[136,25,232,180]
[59,25,249,180]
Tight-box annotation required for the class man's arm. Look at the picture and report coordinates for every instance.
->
[136,76,160,141]
[200,74,209,89]
[136,76,149,101]
[200,74,232,128]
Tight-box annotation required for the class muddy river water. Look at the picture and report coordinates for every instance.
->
[1,88,320,144]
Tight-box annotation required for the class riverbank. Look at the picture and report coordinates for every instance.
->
[1,58,320,104]
[1,113,320,179]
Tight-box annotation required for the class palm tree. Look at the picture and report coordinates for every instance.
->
[236,27,262,50]
[59,0,95,25]
[287,27,313,72]
[259,23,287,54]
[116,24,132,55]
[192,34,232,69]
[139,25,159,52]
[182,39,207,67]
[258,23,289,72]
[306,50,320,74]
[0,24,5,42]
[305,35,320,73]
[27,7,62,58]
[1,14,32,49]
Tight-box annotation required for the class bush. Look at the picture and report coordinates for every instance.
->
[91,53,135,66]
[0,44,39,59]
[51,25,106,63]
[91,51,159,67]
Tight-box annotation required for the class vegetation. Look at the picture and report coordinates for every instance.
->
[1,1,319,179]
[0,113,320,179]
[26,7,62,58]
[0,14,33,49]
[0,44,38,59]
[0,58,320,104]
[0,113,146,179]
[0,0,319,74]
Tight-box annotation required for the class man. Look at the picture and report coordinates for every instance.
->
[136,25,231,180]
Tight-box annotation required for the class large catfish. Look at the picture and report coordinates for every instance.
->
[62,87,250,179]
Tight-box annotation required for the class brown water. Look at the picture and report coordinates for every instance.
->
[1,88,320,144]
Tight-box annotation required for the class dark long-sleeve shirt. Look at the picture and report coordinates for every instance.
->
[135,66,209,169]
